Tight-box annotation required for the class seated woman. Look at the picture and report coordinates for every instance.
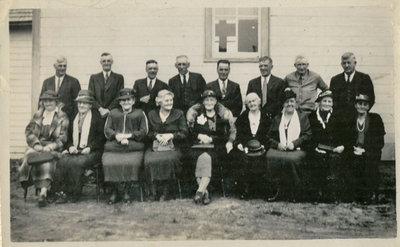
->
[53,90,105,203]
[308,90,349,203]
[144,90,188,201]
[233,93,270,200]
[266,88,312,202]
[18,90,69,207]
[186,90,236,205]
[102,88,148,204]
[348,94,385,204]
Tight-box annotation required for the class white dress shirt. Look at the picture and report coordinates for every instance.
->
[344,71,355,82]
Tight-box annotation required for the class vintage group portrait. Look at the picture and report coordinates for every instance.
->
[1,0,398,246]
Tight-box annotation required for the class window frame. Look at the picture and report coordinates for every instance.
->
[204,7,269,63]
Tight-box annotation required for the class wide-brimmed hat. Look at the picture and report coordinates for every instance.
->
[39,90,59,101]
[201,90,217,100]
[74,90,95,104]
[355,94,370,103]
[280,88,296,103]
[316,90,333,102]
[245,139,266,157]
[117,88,135,100]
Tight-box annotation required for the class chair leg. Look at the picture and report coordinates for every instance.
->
[96,167,100,203]
[177,179,182,199]
[220,166,226,198]
[23,187,28,200]
[140,184,144,202]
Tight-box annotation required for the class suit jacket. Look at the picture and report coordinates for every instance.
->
[168,72,206,112]
[133,78,169,114]
[267,110,312,150]
[235,110,271,147]
[65,109,105,152]
[330,71,375,116]
[246,75,287,118]
[40,74,81,118]
[88,71,124,110]
[206,79,243,117]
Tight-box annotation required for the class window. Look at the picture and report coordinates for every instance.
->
[205,8,269,62]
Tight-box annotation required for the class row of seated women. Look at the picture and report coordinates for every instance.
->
[19,86,385,207]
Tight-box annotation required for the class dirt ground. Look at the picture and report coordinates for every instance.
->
[9,160,396,241]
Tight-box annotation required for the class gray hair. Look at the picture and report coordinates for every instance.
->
[176,55,189,62]
[54,56,67,65]
[155,89,174,106]
[341,52,356,61]
[294,55,308,64]
[259,56,273,64]
[244,92,261,106]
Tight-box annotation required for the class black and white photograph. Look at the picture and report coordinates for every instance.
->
[0,0,398,246]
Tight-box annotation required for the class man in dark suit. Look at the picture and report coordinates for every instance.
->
[133,59,169,114]
[206,60,243,118]
[168,55,206,113]
[88,52,124,119]
[330,52,375,117]
[39,56,81,119]
[246,56,287,118]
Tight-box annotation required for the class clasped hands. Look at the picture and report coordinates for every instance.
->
[198,134,232,153]
[277,142,295,151]
[116,133,132,145]
[156,133,174,145]
[62,146,91,155]
[34,144,53,152]
[353,146,365,156]
[315,145,345,154]
[98,107,110,118]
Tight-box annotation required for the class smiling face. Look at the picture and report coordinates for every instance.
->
[283,98,296,114]
[54,60,67,77]
[159,94,174,111]
[77,101,92,114]
[319,97,333,111]
[100,55,113,72]
[43,99,57,111]
[259,60,273,77]
[217,62,230,81]
[119,97,134,111]
[247,97,261,112]
[146,62,158,80]
[355,101,370,114]
[203,96,217,111]
[175,57,190,75]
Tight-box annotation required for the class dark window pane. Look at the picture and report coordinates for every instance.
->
[238,19,258,52]
[215,20,236,52]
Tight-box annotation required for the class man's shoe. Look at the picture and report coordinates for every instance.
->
[194,191,203,204]
[202,191,211,205]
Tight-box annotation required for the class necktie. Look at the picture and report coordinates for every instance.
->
[105,73,109,84]
[56,77,60,93]
[183,74,187,88]
[262,77,268,107]
[148,79,153,91]
[221,80,227,98]
[346,75,352,103]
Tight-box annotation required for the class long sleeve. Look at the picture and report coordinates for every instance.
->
[318,76,328,91]
[53,113,69,151]
[104,114,115,140]
[25,120,41,148]
[173,112,188,140]
[108,75,124,110]
[292,114,312,149]
[88,75,101,109]
[132,111,148,141]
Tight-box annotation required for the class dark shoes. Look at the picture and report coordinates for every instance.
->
[38,194,47,207]
[108,191,117,205]
[239,190,249,200]
[202,191,211,205]
[54,191,68,204]
[194,191,203,204]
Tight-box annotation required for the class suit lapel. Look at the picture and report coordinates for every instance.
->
[225,80,235,97]
[105,72,114,92]
[48,111,59,136]
[213,80,223,97]
[50,76,56,91]
[257,76,262,94]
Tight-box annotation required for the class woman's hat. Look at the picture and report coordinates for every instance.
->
[245,139,266,157]
[201,89,217,100]
[355,94,370,103]
[74,90,95,103]
[39,90,59,101]
[280,88,296,103]
[117,88,135,100]
[316,90,333,102]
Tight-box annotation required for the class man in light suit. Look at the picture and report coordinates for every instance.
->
[206,59,243,118]
[246,56,287,119]
[330,52,375,117]
[39,56,81,119]
[168,55,206,113]
[133,59,169,114]
[88,52,124,119]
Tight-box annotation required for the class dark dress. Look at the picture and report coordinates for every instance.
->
[144,108,188,182]
[266,110,312,193]
[347,112,385,198]
[308,109,349,198]
[102,107,147,182]
[54,110,105,198]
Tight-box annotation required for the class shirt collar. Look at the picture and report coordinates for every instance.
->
[262,74,272,83]
[344,70,356,82]
[218,78,228,85]
[103,71,111,78]
[55,74,65,81]
[147,77,156,84]
[180,72,190,81]
[295,70,309,79]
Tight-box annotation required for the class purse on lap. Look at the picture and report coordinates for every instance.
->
[27,152,55,165]
[152,140,175,152]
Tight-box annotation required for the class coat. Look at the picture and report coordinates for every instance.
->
[246,75,287,118]
[40,74,81,118]
[19,104,69,182]
[88,71,124,110]
[330,71,375,116]
[206,79,243,117]
[235,110,270,148]
[267,110,312,150]
[168,72,206,112]
[133,78,169,114]
[65,109,105,152]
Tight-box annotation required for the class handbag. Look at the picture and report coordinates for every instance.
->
[152,140,175,152]
[191,143,214,149]
[27,152,55,165]
[317,143,335,152]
